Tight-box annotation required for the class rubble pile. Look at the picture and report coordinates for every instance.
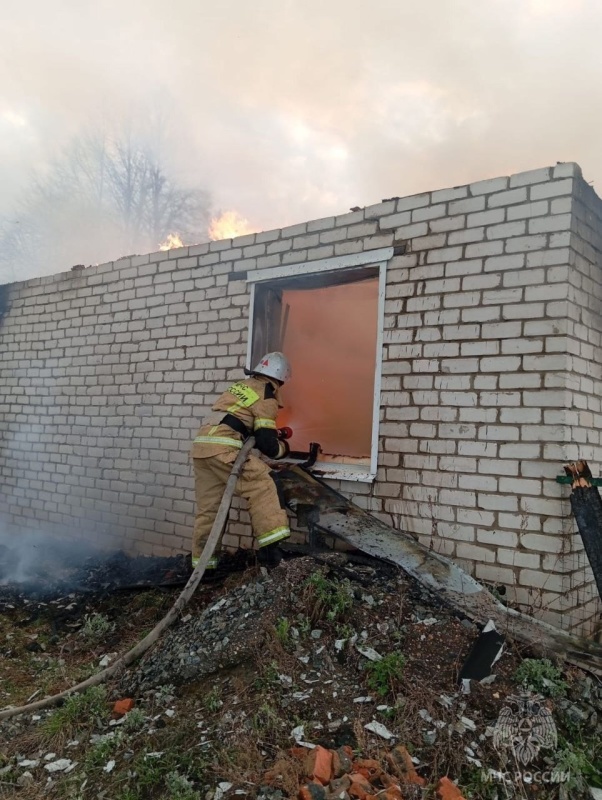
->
[1,552,601,799]
[124,559,316,692]
[284,743,465,800]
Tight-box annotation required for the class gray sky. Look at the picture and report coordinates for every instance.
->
[1,0,599,275]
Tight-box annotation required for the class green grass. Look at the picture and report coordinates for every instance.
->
[513,658,568,698]
[80,612,115,641]
[275,617,291,647]
[42,685,108,741]
[304,572,354,623]
[366,652,406,698]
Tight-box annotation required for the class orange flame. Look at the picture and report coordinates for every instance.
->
[208,211,255,241]
[159,232,184,251]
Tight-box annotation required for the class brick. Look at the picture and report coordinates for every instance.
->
[348,773,373,800]
[466,208,505,228]
[299,783,327,800]
[394,221,428,239]
[431,185,468,203]
[332,746,354,778]
[488,187,528,208]
[353,759,382,782]
[486,221,526,239]
[505,234,547,252]
[470,176,508,195]
[305,746,333,786]
[436,776,466,800]
[385,746,425,786]
[528,213,571,234]
[112,698,135,718]
[530,178,573,200]
[447,196,486,215]
[509,167,552,187]
[465,241,503,258]
[553,162,581,178]
[379,211,412,228]
[412,203,447,222]
[396,193,430,212]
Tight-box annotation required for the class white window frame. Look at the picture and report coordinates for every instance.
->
[246,247,392,482]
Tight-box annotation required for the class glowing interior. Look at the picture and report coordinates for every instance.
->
[273,277,379,462]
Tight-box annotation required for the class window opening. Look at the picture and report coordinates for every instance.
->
[248,254,388,481]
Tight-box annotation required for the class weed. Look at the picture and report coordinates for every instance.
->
[252,702,282,740]
[513,658,568,698]
[130,751,170,796]
[254,660,280,691]
[275,617,291,647]
[551,733,602,791]
[551,743,600,795]
[461,765,505,799]
[42,685,108,742]
[80,612,115,641]
[131,591,165,610]
[365,652,406,698]
[164,770,201,800]
[122,706,146,732]
[304,571,353,623]
[115,790,140,800]
[296,614,311,637]
[84,731,123,769]
[335,622,355,640]
[203,686,223,713]
[154,684,176,706]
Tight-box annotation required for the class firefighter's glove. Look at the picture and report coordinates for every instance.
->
[276,439,290,459]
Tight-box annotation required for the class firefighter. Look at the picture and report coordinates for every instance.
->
[190,352,292,569]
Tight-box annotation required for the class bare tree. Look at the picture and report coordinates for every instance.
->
[0,124,211,282]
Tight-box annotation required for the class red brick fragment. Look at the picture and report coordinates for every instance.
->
[353,759,382,783]
[436,776,466,800]
[332,746,354,778]
[305,746,333,786]
[379,774,399,789]
[298,782,327,800]
[348,773,373,800]
[385,746,425,787]
[112,698,134,718]
[289,747,308,760]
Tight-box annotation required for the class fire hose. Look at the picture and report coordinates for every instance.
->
[0,437,257,721]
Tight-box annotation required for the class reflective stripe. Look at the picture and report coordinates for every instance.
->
[193,436,242,449]
[257,526,290,547]
[254,418,277,430]
[192,556,218,569]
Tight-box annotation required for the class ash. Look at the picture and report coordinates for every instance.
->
[0,545,191,604]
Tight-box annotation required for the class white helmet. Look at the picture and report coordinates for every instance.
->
[251,352,292,383]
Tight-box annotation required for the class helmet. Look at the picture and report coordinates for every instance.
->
[251,352,292,383]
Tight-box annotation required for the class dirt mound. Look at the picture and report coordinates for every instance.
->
[124,558,319,692]
[1,552,600,799]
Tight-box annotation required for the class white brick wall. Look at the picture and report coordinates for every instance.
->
[0,161,600,636]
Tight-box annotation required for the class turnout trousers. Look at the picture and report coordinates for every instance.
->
[192,449,290,560]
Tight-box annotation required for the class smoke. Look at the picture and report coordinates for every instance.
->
[1,0,601,282]
[0,529,101,589]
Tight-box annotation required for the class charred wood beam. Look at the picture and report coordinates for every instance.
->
[564,460,602,603]
[277,465,602,676]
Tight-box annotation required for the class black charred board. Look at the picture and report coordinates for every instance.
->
[569,484,602,601]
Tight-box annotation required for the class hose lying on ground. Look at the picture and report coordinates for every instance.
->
[0,437,256,722]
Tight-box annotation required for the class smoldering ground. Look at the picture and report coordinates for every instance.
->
[0,530,102,591]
